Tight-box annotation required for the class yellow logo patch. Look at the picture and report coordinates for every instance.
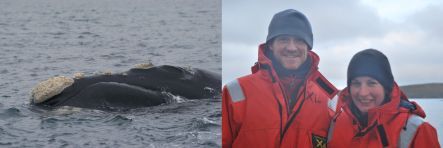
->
[312,134,326,148]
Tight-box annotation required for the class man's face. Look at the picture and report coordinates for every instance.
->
[269,35,308,70]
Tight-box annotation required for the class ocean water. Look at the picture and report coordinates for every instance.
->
[0,0,221,147]
[410,98,443,145]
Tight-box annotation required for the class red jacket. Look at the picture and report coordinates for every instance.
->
[328,83,440,148]
[222,44,338,148]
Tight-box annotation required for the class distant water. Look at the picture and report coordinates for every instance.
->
[0,0,221,147]
[410,98,443,145]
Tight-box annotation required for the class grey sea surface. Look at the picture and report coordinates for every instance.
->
[410,98,443,145]
[0,0,221,147]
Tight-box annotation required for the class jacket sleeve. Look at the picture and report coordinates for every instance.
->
[410,122,440,147]
[222,85,236,148]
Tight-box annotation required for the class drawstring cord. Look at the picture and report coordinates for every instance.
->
[402,111,411,130]
[401,100,416,130]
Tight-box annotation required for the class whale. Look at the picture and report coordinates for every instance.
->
[31,65,221,110]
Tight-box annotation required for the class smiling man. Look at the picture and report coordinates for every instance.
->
[222,9,339,147]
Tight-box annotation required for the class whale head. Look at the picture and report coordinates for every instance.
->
[31,76,74,104]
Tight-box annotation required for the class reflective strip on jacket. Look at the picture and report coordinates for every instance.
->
[222,44,338,148]
[327,84,440,148]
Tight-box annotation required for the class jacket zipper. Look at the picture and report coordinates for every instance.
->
[279,81,310,144]
[265,65,313,145]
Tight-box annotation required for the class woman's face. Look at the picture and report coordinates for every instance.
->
[350,76,385,113]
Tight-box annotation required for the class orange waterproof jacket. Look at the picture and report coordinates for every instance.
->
[222,44,338,148]
[327,83,440,148]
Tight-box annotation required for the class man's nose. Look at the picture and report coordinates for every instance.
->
[286,40,298,51]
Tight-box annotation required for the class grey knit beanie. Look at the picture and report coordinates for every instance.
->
[347,49,394,94]
[266,9,313,50]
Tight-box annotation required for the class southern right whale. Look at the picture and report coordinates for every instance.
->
[31,65,221,110]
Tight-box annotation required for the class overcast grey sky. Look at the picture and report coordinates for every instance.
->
[222,0,443,88]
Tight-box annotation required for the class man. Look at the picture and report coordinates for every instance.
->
[222,9,339,147]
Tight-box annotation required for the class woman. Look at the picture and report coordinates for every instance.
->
[327,49,440,147]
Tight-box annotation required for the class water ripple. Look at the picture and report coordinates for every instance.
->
[188,117,219,131]
[104,115,133,126]
[0,107,24,118]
